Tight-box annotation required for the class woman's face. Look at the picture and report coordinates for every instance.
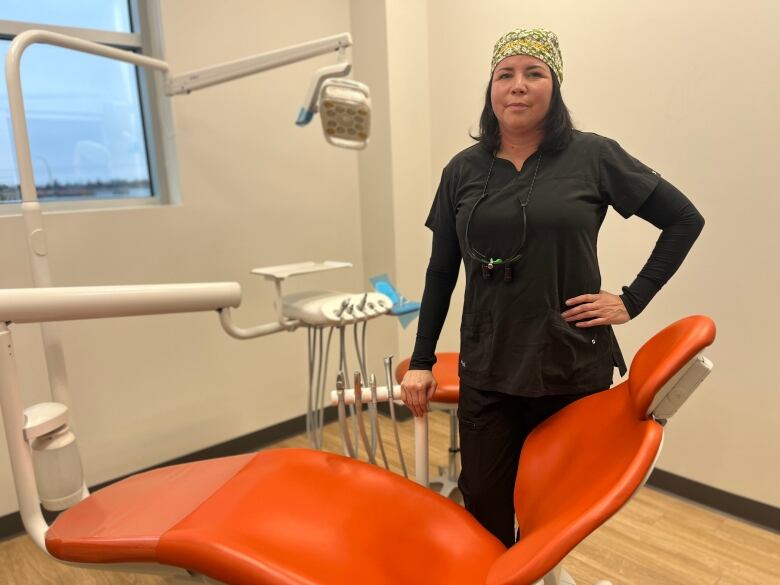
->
[490,54,553,137]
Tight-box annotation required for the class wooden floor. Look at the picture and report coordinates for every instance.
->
[1,412,778,584]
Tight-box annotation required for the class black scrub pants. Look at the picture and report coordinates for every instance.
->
[457,383,602,548]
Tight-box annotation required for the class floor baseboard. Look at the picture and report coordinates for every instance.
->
[646,468,779,532]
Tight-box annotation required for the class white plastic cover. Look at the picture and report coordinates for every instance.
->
[647,354,713,420]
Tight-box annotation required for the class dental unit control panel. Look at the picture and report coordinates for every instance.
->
[280,290,391,325]
[251,261,392,327]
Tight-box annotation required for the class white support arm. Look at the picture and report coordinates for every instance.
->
[218,307,300,340]
[166,32,352,95]
[329,384,401,404]
[0,283,241,324]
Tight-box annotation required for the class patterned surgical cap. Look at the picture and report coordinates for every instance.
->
[491,28,563,83]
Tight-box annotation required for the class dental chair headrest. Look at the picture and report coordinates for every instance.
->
[627,315,716,419]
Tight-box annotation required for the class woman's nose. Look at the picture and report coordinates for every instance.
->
[511,77,527,94]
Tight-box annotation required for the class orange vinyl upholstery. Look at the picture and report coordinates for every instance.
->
[45,453,255,563]
[44,316,715,585]
[49,449,504,584]
[395,352,460,403]
[157,449,504,584]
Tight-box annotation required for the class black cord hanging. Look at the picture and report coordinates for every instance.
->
[464,152,542,283]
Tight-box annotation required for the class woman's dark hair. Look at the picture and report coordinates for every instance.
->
[471,69,573,153]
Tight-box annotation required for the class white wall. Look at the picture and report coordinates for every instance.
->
[0,0,363,516]
[416,0,780,506]
[350,0,434,359]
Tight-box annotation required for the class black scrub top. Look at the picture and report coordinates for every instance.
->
[425,130,661,396]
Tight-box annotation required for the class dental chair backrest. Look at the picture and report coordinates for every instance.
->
[486,315,716,585]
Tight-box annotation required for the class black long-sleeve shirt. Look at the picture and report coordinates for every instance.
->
[409,134,703,395]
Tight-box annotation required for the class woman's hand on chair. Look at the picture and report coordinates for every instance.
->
[401,369,437,418]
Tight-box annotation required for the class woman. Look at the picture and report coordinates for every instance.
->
[400,28,704,548]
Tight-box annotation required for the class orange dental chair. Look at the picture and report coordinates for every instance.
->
[0,284,715,585]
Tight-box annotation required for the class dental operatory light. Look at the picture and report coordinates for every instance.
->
[165,32,371,149]
[295,60,372,149]
[317,79,371,149]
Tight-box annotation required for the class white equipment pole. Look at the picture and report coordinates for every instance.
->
[414,415,429,487]
[5,30,171,407]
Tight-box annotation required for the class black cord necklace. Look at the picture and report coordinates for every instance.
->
[464,151,543,282]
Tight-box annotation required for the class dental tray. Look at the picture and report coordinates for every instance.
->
[251,261,352,281]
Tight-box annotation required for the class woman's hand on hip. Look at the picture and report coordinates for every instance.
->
[400,369,437,418]
[561,290,630,327]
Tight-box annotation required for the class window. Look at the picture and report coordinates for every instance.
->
[0,1,175,207]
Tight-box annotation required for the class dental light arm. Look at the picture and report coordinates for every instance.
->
[163,32,359,133]
[165,33,352,96]
[164,31,369,145]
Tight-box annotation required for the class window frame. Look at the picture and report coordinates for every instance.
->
[0,0,179,214]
